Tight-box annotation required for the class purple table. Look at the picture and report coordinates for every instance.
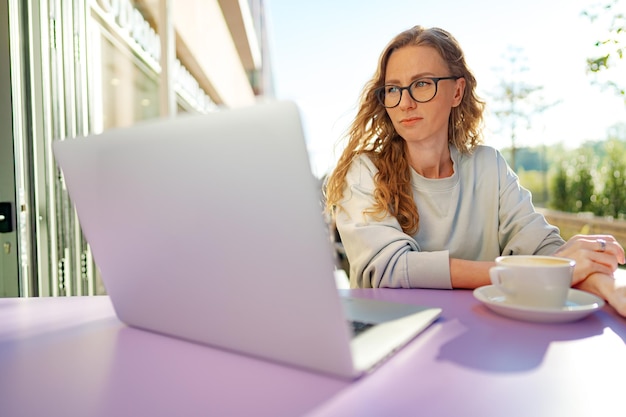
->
[1,288,625,417]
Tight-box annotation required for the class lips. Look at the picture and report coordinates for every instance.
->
[400,116,422,126]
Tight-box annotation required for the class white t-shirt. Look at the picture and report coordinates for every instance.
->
[335,144,565,289]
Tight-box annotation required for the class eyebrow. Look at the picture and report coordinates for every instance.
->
[384,72,437,85]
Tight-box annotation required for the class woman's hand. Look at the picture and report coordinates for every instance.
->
[575,271,626,318]
[553,234,625,286]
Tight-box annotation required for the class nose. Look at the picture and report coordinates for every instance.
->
[398,88,417,110]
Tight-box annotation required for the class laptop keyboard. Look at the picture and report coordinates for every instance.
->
[350,320,375,337]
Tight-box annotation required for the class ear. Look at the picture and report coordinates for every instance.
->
[451,77,466,107]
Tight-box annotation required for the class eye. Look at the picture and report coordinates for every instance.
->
[412,79,434,89]
[385,85,401,94]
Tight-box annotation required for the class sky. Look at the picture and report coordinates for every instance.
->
[265,0,626,178]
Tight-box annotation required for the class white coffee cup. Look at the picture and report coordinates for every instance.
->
[489,255,575,308]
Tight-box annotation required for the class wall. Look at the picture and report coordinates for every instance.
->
[539,208,626,249]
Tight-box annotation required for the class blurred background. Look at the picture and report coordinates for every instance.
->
[0,0,624,298]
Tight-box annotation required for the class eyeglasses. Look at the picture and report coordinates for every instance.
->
[375,76,461,108]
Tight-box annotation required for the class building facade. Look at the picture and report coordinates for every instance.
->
[0,0,272,297]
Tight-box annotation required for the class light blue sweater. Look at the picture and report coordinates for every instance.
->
[335,145,565,289]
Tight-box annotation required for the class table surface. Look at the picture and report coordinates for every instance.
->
[1,286,625,417]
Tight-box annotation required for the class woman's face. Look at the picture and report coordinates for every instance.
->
[383,45,464,147]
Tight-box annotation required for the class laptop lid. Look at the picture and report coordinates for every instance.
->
[52,100,440,379]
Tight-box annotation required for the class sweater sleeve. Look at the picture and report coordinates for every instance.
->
[334,156,452,289]
[495,151,566,255]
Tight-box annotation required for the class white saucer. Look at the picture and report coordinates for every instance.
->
[473,285,605,323]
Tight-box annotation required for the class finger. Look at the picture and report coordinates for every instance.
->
[584,236,625,263]
[574,236,612,252]
[556,235,625,264]
[595,253,620,272]
[594,238,607,253]
[608,240,626,264]
[596,239,626,264]
[572,263,614,287]
[577,234,617,246]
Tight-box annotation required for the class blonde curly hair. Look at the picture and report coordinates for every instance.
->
[324,25,485,235]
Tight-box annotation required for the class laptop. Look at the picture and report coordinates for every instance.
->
[52,100,441,379]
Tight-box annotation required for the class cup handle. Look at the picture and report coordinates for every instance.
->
[489,266,514,295]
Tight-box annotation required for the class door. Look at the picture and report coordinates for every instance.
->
[0,0,21,296]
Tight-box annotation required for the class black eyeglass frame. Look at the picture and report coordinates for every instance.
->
[375,76,461,108]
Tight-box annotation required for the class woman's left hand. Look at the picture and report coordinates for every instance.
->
[554,234,625,286]
[575,271,626,318]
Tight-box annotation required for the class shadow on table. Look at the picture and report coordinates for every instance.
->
[435,305,615,373]
[96,327,349,417]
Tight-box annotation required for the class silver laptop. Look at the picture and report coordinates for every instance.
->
[52,100,441,379]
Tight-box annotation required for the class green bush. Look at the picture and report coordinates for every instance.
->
[545,138,626,217]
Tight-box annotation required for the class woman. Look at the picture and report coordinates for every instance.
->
[324,25,626,316]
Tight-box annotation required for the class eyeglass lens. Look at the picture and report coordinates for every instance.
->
[380,78,438,108]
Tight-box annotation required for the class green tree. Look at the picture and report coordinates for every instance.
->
[549,158,572,211]
[597,139,626,217]
[570,148,597,213]
[583,0,626,101]
[516,147,548,172]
